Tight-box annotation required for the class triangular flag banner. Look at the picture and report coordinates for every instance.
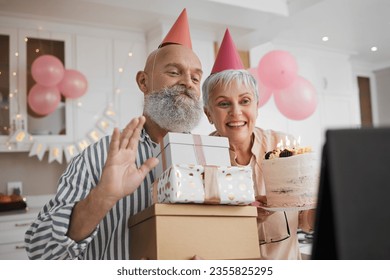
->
[97,116,115,135]
[159,8,192,49]
[48,145,63,164]
[78,139,91,152]
[9,129,33,144]
[29,141,47,161]
[64,144,78,163]
[211,29,244,74]
[88,129,103,143]
[104,105,117,122]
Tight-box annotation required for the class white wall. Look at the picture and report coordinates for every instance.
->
[249,42,361,154]
[373,67,390,126]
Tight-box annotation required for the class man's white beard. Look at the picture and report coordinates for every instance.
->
[144,85,203,133]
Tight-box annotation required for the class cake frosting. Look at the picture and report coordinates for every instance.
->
[261,148,319,209]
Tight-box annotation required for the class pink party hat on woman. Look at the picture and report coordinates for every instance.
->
[159,8,192,49]
[211,29,244,74]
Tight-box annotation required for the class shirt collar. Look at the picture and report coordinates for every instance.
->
[141,128,158,148]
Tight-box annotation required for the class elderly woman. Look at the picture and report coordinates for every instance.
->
[202,69,314,259]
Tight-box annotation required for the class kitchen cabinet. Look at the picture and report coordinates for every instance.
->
[0,208,40,260]
[0,16,147,163]
[0,195,53,260]
[0,25,74,152]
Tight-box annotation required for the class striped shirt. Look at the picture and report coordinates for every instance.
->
[24,129,156,259]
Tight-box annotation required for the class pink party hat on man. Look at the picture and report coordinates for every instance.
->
[159,8,192,49]
[211,29,244,74]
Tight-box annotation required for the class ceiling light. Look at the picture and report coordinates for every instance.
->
[322,36,329,42]
[371,46,378,52]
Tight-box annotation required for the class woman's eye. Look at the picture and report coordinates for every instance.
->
[168,71,179,76]
[218,101,230,107]
[241,98,251,105]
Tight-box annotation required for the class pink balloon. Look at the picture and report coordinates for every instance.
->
[257,50,298,90]
[31,55,65,87]
[28,84,61,116]
[274,76,318,120]
[58,69,88,99]
[248,67,273,108]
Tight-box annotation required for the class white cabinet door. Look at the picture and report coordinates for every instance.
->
[0,218,33,260]
[0,242,28,260]
[17,29,74,144]
[0,27,18,152]
[0,27,74,152]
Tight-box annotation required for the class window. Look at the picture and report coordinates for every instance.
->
[26,37,66,135]
[0,34,10,135]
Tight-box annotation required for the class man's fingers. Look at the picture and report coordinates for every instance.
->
[138,158,159,177]
[127,116,145,150]
[108,128,120,155]
[119,117,140,149]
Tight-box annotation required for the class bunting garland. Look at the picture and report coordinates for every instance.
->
[24,105,118,163]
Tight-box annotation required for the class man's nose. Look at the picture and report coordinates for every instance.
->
[179,73,194,88]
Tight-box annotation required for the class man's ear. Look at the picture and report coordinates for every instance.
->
[136,71,148,93]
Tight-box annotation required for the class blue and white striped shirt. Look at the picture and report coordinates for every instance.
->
[25,129,156,259]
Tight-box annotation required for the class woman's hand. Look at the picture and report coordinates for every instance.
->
[252,195,275,223]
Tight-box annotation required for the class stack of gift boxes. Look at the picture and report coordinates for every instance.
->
[128,133,260,260]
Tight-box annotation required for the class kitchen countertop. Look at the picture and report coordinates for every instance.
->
[0,194,54,222]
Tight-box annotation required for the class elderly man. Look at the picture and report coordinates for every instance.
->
[25,9,203,260]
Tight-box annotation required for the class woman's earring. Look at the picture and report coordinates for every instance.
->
[209,120,213,125]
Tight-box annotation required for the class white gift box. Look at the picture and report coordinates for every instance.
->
[154,164,255,205]
[153,132,231,179]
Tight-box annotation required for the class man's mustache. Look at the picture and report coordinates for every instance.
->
[166,85,198,101]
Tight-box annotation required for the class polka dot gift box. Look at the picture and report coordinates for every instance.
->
[154,164,255,205]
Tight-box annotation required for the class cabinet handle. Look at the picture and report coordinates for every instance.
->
[15,245,26,250]
[14,222,31,227]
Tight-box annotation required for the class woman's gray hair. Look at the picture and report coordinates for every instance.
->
[202,69,259,108]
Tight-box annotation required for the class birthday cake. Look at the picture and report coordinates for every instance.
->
[261,147,319,210]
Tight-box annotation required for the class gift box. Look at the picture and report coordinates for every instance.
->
[128,203,260,260]
[153,132,230,179]
[153,164,255,205]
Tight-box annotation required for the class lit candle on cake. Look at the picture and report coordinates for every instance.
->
[285,136,291,148]
[277,140,283,150]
